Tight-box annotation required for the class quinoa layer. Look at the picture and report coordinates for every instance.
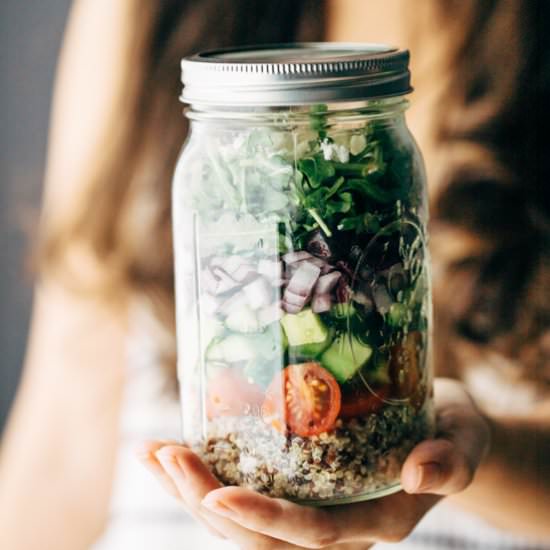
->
[196,405,431,503]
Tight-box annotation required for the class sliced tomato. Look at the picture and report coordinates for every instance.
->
[262,363,341,437]
[206,368,265,419]
[388,331,426,409]
[339,385,389,418]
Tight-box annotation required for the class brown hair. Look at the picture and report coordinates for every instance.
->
[41,0,549,386]
[418,0,550,387]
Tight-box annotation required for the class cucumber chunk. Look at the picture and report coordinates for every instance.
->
[281,308,328,347]
[206,334,258,363]
[206,325,286,365]
[288,327,335,360]
[321,334,373,383]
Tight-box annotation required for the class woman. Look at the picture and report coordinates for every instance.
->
[0,1,547,549]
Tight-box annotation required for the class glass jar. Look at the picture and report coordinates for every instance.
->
[173,44,434,505]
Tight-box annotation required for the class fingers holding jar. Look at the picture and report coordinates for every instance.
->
[138,377,491,549]
[401,378,491,496]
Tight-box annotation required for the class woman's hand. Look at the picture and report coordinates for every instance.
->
[137,378,490,549]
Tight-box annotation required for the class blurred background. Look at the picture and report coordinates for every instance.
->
[0,0,71,430]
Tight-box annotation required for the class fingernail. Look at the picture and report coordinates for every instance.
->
[202,497,239,520]
[156,450,186,480]
[415,462,441,493]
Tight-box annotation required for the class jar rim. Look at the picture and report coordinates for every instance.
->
[181,42,412,107]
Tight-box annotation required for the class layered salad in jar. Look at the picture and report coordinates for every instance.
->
[175,105,434,504]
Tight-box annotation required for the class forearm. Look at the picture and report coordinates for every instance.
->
[451,407,550,539]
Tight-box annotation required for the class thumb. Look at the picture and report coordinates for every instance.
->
[401,378,491,495]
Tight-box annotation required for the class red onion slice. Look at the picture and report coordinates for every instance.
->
[282,301,303,314]
[202,268,220,295]
[258,258,283,282]
[314,271,341,294]
[231,263,256,283]
[221,255,247,275]
[306,256,328,269]
[242,277,273,310]
[218,291,249,317]
[283,251,313,265]
[283,290,308,308]
[211,267,240,295]
[311,293,332,313]
[284,262,321,308]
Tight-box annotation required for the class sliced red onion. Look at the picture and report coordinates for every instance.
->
[283,251,313,265]
[306,256,328,269]
[282,301,302,314]
[285,262,321,300]
[221,255,246,275]
[336,278,352,303]
[231,263,257,283]
[242,277,273,310]
[202,268,219,295]
[312,293,332,313]
[211,267,240,295]
[307,230,332,259]
[314,271,341,294]
[257,302,284,326]
[321,263,336,275]
[258,258,283,282]
[372,284,393,314]
[218,291,248,317]
[283,290,308,308]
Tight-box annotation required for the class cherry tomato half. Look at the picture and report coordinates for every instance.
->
[207,368,265,419]
[262,363,341,437]
[339,385,389,419]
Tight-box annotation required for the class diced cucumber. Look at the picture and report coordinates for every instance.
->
[281,309,328,347]
[321,334,373,383]
[206,334,258,363]
[259,323,287,359]
[205,326,286,365]
[225,305,261,333]
[289,327,335,360]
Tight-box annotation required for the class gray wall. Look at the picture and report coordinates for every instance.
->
[0,0,72,430]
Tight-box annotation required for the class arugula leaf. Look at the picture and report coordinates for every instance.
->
[298,155,336,187]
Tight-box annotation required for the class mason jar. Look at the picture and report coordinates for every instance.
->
[173,43,435,505]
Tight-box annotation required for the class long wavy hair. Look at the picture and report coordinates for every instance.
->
[40,0,549,386]
[417,0,550,387]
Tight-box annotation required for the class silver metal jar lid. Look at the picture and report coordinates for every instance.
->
[181,43,411,107]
